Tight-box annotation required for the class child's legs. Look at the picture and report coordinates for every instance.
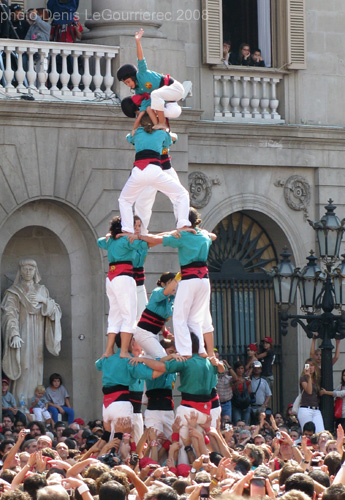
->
[33,408,43,421]
[210,406,222,429]
[172,281,195,356]
[134,326,166,358]
[144,409,164,434]
[187,279,212,354]
[151,81,184,111]
[164,102,182,119]
[62,406,75,424]
[132,413,144,445]
[48,406,59,423]
[165,167,181,221]
[107,276,137,334]
[134,184,158,234]
[119,167,148,233]
[150,168,190,228]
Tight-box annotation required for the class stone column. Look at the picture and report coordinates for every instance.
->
[84,0,164,42]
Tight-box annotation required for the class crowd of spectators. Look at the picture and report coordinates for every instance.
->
[1,335,345,499]
[222,41,266,67]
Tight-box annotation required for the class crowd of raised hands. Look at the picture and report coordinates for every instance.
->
[1,410,345,499]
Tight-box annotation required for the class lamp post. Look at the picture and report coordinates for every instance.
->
[267,200,345,431]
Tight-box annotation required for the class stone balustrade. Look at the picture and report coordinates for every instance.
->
[0,40,118,101]
[213,67,285,123]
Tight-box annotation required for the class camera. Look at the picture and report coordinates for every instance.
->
[224,423,232,431]
[98,447,119,468]
[200,486,209,498]
[305,363,310,370]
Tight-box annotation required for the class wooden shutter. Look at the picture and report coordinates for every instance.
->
[202,0,223,64]
[287,0,306,69]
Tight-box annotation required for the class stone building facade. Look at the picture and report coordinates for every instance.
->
[1,0,345,419]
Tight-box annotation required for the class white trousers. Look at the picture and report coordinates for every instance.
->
[132,412,144,445]
[144,409,174,441]
[134,325,166,358]
[136,284,148,321]
[33,408,51,421]
[297,406,324,433]
[103,401,134,439]
[210,405,222,429]
[151,80,184,111]
[173,279,214,356]
[176,405,208,464]
[106,276,137,333]
[135,167,180,234]
[119,164,190,233]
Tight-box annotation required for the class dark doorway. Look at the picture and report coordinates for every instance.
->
[223,0,258,54]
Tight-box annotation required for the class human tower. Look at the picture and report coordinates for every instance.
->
[95,29,218,445]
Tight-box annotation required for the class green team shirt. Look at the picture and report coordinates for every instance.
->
[162,229,212,266]
[135,57,163,94]
[164,355,218,394]
[95,351,153,387]
[133,244,148,268]
[97,236,147,264]
[146,371,176,391]
[146,287,174,320]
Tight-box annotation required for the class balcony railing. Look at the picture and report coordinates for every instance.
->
[213,66,285,123]
[0,39,118,101]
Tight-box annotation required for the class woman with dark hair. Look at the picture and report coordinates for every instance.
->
[230,43,251,66]
[298,358,324,432]
[134,272,178,358]
[45,373,74,424]
[97,215,148,359]
[320,368,345,430]
[230,361,252,425]
[139,207,217,357]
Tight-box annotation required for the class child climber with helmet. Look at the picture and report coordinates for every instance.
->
[117,28,185,131]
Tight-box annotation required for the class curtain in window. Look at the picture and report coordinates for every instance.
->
[257,0,271,67]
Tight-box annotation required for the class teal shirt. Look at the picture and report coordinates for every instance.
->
[146,287,174,320]
[162,229,212,266]
[135,57,163,95]
[133,244,148,268]
[146,371,176,391]
[165,355,218,394]
[97,236,146,264]
[127,128,172,155]
[129,378,144,392]
[95,351,154,387]
[139,97,151,112]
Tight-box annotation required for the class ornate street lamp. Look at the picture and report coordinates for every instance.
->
[267,201,345,431]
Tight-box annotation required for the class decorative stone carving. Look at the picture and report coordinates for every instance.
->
[275,175,311,219]
[188,171,214,208]
[1,259,62,404]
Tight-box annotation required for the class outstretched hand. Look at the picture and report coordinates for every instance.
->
[135,28,144,40]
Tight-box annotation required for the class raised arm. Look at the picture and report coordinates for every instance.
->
[135,29,144,61]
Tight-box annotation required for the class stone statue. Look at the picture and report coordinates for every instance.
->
[1,259,62,403]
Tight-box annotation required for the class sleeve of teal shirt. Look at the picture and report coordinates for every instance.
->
[163,234,182,248]
[97,237,110,249]
[95,358,103,371]
[165,359,186,373]
[129,363,154,380]
[137,57,148,73]
[139,97,151,112]
[163,132,173,148]
[126,133,135,145]
[150,288,168,304]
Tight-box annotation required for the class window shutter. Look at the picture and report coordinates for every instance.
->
[202,0,223,64]
[287,0,306,69]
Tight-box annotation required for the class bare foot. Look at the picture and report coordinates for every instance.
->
[153,123,168,130]
[103,350,113,358]
[120,351,131,359]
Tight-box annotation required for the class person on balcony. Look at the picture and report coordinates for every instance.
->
[229,43,251,66]
[222,40,231,66]
[50,16,82,43]
[250,48,266,67]
[25,8,50,42]
[0,0,10,38]
[10,4,29,40]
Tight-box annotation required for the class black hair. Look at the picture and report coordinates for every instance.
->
[234,360,245,371]
[117,63,138,82]
[23,473,47,500]
[157,272,176,287]
[252,48,261,54]
[49,373,62,385]
[28,421,46,434]
[323,484,345,500]
[189,207,202,227]
[308,469,330,488]
[302,421,316,433]
[109,216,122,239]
[121,96,139,118]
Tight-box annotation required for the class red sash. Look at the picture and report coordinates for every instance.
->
[181,266,209,280]
[107,263,133,281]
[103,390,129,408]
[181,399,212,415]
[133,158,161,170]
[164,74,171,86]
